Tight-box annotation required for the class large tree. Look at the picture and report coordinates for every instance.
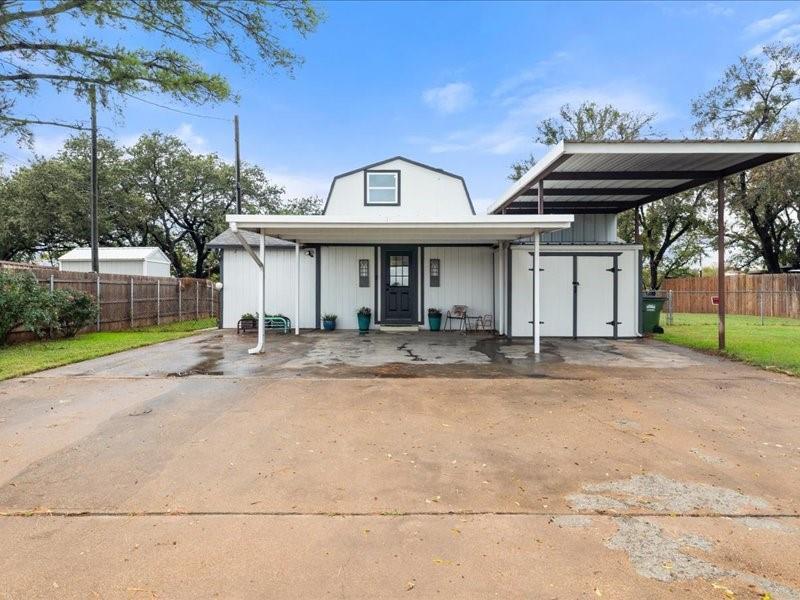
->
[618,188,711,289]
[0,135,130,261]
[692,43,800,272]
[0,133,323,274]
[509,101,659,179]
[509,101,706,288]
[127,132,291,277]
[0,0,321,143]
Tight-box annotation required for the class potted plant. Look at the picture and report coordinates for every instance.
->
[238,312,258,334]
[357,306,372,334]
[322,313,337,331]
[428,308,442,332]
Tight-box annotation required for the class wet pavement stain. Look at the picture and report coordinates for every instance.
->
[168,343,225,377]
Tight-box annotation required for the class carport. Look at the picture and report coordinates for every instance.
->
[489,140,800,349]
[224,214,574,354]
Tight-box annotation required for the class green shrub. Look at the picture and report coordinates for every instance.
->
[0,270,54,344]
[50,289,97,337]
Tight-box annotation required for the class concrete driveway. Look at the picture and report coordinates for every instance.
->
[1,331,799,599]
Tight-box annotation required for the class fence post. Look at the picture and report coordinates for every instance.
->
[96,274,101,332]
[210,281,213,317]
[760,288,764,326]
[668,289,674,325]
[49,274,55,338]
[195,280,199,319]
[156,280,161,326]
[130,278,134,328]
[178,280,182,321]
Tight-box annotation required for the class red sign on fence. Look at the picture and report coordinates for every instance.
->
[711,296,719,306]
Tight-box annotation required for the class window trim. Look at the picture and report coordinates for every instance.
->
[364,170,401,206]
[429,258,440,287]
[358,258,370,288]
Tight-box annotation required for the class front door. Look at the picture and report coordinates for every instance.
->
[382,248,417,323]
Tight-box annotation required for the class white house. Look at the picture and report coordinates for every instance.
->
[216,142,800,354]
[59,246,172,277]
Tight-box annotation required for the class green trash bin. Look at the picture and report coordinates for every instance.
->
[641,295,667,333]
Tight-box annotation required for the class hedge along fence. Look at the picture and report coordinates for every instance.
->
[661,273,800,319]
[0,261,219,343]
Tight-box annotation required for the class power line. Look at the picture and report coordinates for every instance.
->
[119,91,232,122]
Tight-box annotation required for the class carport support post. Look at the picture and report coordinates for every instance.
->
[717,177,726,351]
[533,231,541,354]
[248,230,266,354]
[294,241,300,335]
[537,179,544,214]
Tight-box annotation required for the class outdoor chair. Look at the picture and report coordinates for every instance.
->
[476,314,494,334]
[444,305,468,332]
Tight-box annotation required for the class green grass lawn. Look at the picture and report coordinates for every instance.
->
[0,318,216,381]
[655,313,800,376]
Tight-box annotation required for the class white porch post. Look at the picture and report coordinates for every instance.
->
[248,229,266,354]
[294,241,300,335]
[533,231,541,354]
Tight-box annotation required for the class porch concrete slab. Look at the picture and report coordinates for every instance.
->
[2,332,800,597]
[32,329,706,379]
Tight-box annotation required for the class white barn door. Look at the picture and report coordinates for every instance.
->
[539,255,573,337]
[577,255,616,337]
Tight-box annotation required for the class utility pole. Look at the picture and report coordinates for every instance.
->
[89,85,99,273]
[234,114,242,214]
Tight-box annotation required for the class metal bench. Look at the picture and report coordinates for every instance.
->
[264,315,291,334]
[237,315,291,334]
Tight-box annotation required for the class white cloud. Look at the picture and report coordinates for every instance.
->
[492,51,570,98]
[31,132,68,157]
[172,122,207,152]
[411,83,668,157]
[422,82,474,114]
[745,9,796,36]
[268,170,330,199]
[746,22,800,56]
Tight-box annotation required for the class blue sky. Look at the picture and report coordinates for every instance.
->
[2,1,800,212]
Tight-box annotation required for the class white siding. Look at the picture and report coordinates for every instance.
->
[510,248,535,338]
[423,246,494,329]
[60,259,155,276]
[143,260,171,277]
[320,246,375,330]
[510,245,639,338]
[221,248,316,329]
[325,159,473,218]
[539,214,618,243]
[493,247,503,335]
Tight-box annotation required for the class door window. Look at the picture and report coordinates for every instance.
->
[389,255,409,287]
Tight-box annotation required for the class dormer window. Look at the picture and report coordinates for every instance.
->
[365,171,400,206]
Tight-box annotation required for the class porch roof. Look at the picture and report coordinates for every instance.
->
[225,214,573,244]
[488,140,800,215]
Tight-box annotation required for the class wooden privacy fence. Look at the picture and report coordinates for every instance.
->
[661,273,800,319]
[1,261,219,341]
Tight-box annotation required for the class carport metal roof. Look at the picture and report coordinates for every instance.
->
[488,140,800,215]
[225,214,574,244]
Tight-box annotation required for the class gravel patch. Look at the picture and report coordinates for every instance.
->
[606,518,726,582]
[583,473,769,514]
[550,515,593,528]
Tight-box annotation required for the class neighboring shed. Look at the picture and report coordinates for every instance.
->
[59,247,172,277]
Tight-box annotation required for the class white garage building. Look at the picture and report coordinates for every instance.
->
[59,246,172,277]
[215,142,800,354]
